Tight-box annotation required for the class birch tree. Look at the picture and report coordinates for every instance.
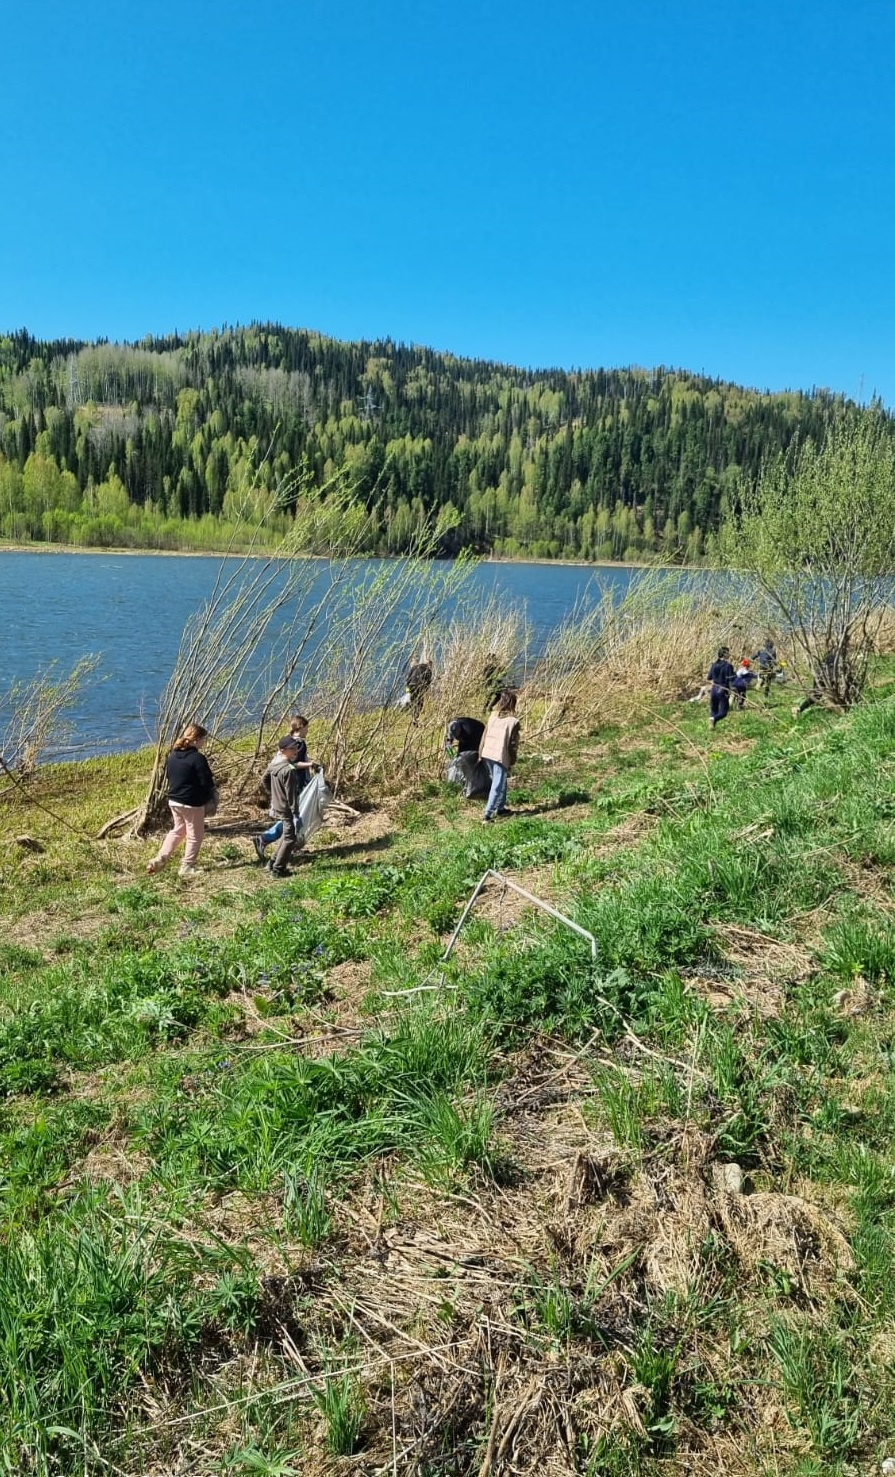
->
[722,414,895,708]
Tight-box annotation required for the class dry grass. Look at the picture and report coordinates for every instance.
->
[134,1034,858,1476]
[523,572,761,736]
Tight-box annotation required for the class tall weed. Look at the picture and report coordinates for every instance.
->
[0,1189,242,1472]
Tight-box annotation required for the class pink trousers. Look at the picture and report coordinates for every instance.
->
[157,802,206,869]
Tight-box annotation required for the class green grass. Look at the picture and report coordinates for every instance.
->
[4,684,895,1470]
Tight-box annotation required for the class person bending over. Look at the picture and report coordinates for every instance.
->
[445,715,485,755]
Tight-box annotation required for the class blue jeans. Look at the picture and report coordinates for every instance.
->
[261,815,302,845]
[484,760,508,818]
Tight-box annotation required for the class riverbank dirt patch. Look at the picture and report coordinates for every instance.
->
[310,803,396,862]
[4,901,111,958]
[690,923,815,1017]
[467,866,559,930]
[246,1038,856,1476]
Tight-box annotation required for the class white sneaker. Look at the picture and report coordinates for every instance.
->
[179,865,198,877]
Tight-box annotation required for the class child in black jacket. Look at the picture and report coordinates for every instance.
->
[147,722,216,877]
[707,647,736,729]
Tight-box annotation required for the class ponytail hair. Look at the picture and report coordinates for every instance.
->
[171,722,208,751]
[496,690,517,716]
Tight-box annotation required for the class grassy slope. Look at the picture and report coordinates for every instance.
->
[2,688,895,1475]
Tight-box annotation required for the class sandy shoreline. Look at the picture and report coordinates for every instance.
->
[0,541,659,571]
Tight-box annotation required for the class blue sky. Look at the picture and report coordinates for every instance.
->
[2,0,893,402]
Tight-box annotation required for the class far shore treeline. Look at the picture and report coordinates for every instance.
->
[0,324,884,561]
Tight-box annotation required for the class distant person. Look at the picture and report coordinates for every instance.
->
[253,716,318,864]
[147,722,216,877]
[445,715,486,755]
[482,653,510,711]
[260,734,304,877]
[478,689,520,822]
[752,638,779,682]
[403,658,433,719]
[706,646,736,730]
[731,658,757,709]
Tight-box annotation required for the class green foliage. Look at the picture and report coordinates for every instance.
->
[283,1168,332,1247]
[416,1093,498,1185]
[819,907,895,983]
[202,1265,264,1334]
[0,325,870,559]
[0,942,44,977]
[769,1319,861,1458]
[579,1432,650,1476]
[0,1100,111,1213]
[223,1449,302,1477]
[597,1072,645,1153]
[141,1009,492,1192]
[577,873,717,976]
[0,896,367,1099]
[723,413,895,705]
[631,1327,679,1446]
[315,864,405,917]
[0,1189,248,1471]
[392,817,584,934]
[313,1372,365,1456]
[459,918,634,1041]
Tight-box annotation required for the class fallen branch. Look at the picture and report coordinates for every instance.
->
[326,798,362,818]
[96,807,139,839]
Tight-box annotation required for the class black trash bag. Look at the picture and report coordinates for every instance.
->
[446,750,491,799]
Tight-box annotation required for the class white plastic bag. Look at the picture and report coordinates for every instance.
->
[298,770,333,842]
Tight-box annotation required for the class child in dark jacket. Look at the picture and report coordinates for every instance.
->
[707,647,736,729]
[263,735,303,877]
[252,716,317,864]
[445,716,486,755]
[147,722,216,877]
[731,658,757,709]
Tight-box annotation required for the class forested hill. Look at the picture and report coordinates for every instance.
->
[0,324,875,560]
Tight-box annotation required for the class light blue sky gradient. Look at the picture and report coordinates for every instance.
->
[3,0,892,401]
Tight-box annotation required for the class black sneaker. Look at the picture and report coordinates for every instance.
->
[496,806,512,816]
[252,836,267,864]
[268,866,293,878]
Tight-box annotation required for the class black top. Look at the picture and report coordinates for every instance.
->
[752,644,777,670]
[707,659,736,688]
[165,746,216,807]
[407,661,433,697]
[292,737,310,794]
[447,716,485,752]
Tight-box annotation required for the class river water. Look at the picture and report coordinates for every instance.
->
[1,551,641,758]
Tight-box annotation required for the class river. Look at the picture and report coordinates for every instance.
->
[0,551,642,758]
